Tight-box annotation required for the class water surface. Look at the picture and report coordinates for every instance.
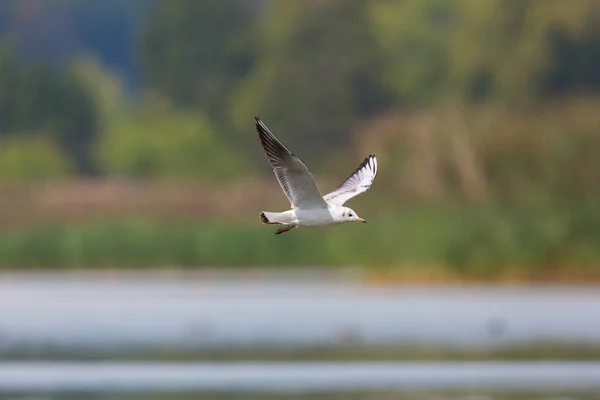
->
[1,361,600,392]
[0,274,598,349]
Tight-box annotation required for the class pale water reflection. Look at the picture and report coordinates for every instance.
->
[1,361,600,392]
[0,273,598,350]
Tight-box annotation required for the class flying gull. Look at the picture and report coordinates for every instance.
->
[255,117,378,234]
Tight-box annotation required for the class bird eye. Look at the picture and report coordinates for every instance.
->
[349,213,353,217]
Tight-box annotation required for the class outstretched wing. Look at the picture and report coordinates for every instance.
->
[323,155,377,206]
[255,117,327,209]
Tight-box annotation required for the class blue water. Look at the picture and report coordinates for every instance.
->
[0,273,599,350]
[1,361,600,392]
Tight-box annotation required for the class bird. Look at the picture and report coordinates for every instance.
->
[255,117,378,235]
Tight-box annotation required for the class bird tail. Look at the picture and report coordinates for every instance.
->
[259,212,278,225]
[260,210,295,225]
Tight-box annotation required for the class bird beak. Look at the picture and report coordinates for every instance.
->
[357,218,367,223]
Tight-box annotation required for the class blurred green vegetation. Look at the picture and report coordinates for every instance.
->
[0,201,598,274]
[0,42,98,174]
[7,342,600,362]
[97,103,247,179]
[0,1,599,272]
[0,134,73,181]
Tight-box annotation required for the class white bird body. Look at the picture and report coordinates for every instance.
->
[261,205,357,228]
[255,117,378,235]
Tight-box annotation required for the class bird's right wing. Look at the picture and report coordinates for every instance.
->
[323,155,377,206]
[255,117,328,209]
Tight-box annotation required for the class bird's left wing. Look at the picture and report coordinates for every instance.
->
[323,155,377,206]
[255,117,328,209]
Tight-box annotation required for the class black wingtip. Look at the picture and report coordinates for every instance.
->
[255,116,265,133]
[365,154,377,168]
[358,154,374,169]
[255,117,266,135]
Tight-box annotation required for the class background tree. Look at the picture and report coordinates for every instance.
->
[231,0,391,167]
[0,135,72,181]
[140,0,257,127]
[97,98,247,181]
[368,0,600,107]
[0,42,98,174]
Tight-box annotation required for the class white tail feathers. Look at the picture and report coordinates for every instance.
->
[259,212,278,224]
[259,210,295,225]
[260,212,296,234]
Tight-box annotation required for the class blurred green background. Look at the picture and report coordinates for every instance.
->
[0,0,599,280]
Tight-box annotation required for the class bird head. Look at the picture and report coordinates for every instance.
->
[341,207,366,223]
